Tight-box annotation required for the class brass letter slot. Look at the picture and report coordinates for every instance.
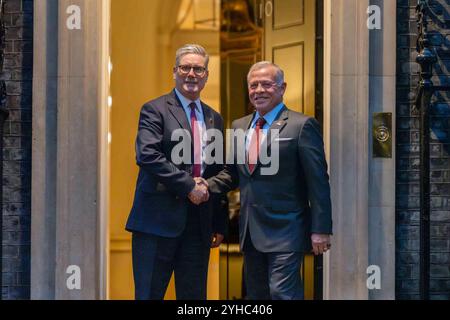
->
[373,112,392,158]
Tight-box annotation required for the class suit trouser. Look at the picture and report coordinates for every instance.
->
[243,233,304,300]
[131,207,210,300]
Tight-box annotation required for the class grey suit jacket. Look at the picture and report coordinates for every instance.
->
[208,106,332,252]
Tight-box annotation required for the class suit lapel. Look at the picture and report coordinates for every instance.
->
[244,113,255,132]
[200,103,215,177]
[266,106,289,150]
[242,113,257,176]
[201,102,214,132]
[167,90,192,134]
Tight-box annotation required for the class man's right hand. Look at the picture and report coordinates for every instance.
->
[188,178,209,205]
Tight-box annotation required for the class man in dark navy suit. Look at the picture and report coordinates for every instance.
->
[207,61,333,300]
[126,44,227,300]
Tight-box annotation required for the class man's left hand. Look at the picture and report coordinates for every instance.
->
[211,233,224,248]
[311,233,331,255]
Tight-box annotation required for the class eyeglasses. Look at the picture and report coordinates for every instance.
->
[248,81,279,91]
[177,65,207,76]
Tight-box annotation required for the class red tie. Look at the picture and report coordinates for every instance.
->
[189,102,202,177]
[247,117,266,174]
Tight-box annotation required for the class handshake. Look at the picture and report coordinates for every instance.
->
[187,177,210,205]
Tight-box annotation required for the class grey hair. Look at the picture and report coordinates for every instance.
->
[175,44,209,69]
[247,61,284,85]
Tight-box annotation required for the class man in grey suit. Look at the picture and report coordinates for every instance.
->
[207,61,332,300]
[126,44,227,300]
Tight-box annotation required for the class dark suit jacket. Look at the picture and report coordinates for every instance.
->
[126,90,228,246]
[208,106,332,253]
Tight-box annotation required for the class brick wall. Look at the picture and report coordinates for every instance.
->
[1,0,32,300]
[397,0,450,300]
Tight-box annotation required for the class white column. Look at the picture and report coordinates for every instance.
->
[31,0,110,299]
[324,0,370,299]
[323,0,396,299]
[31,0,58,299]
[368,0,396,300]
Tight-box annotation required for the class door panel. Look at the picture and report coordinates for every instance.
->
[273,0,304,29]
[264,0,315,116]
[273,43,304,113]
[264,0,317,300]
